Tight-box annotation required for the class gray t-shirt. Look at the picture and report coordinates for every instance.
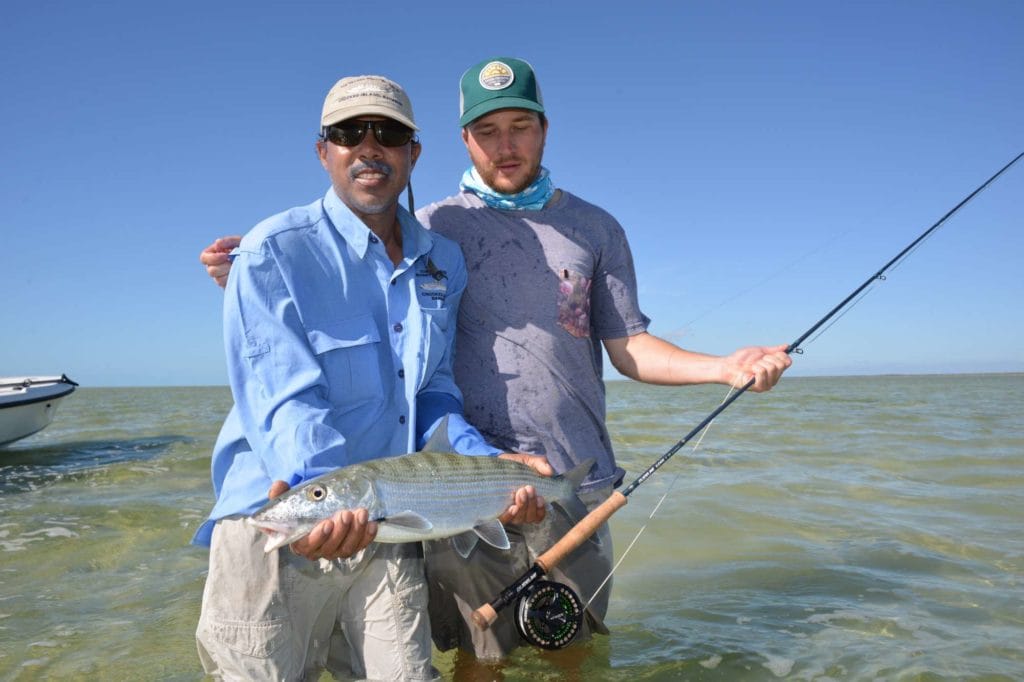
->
[417,189,649,489]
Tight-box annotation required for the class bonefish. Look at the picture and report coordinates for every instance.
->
[249,421,592,556]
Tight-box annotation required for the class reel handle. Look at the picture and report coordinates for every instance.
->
[471,490,628,630]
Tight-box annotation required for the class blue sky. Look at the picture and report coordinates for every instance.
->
[2,1,1021,387]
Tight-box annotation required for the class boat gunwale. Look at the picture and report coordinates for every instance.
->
[0,385,77,410]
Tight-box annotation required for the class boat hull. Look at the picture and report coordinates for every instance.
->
[0,375,78,447]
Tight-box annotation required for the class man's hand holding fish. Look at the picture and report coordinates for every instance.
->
[266,480,379,561]
[496,453,554,525]
[263,451,555,562]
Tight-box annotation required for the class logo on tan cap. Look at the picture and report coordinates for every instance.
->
[321,75,418,130]
[478,61,515,91]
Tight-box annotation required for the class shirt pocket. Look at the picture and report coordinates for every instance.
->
[556,268,592,338]
[305,313,384,410]
[418,306,451,389]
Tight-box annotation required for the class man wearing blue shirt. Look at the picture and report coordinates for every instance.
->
[200,59,790,666]
[193,75,548,681]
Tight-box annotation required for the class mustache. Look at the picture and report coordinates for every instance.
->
[349,160,394,180]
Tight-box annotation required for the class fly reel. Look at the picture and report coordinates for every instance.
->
[513,580,584,649]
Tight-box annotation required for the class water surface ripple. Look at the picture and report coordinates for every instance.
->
[0,377,1020,680]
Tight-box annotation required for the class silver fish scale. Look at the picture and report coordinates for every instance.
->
[250,450,580,547]
[360,452,574,540]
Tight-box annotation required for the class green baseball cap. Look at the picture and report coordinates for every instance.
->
[459,57,545,127]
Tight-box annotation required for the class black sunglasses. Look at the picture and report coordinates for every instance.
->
[321,120,415,148]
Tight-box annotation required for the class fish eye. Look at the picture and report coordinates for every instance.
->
[306,485,327,502]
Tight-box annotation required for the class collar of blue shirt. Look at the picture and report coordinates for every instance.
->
[322,187,433,264]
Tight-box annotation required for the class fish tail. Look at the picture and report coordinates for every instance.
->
[551,494,588,526]
[559,458,595,491]
[550,458,602,546]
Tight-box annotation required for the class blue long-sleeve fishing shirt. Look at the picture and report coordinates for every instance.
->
[193,188,499,546]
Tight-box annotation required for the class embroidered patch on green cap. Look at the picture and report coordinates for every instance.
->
[459,57,545,127]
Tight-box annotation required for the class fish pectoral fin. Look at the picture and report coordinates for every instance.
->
[381,510,433,531]
[473,520,511,551]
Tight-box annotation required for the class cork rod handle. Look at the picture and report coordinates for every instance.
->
[535,491,628,572]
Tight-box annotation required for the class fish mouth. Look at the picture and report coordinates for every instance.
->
[246,518,312,553]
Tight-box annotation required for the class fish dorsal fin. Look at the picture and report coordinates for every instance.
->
[422,415,453,453]
[382,510,433,531]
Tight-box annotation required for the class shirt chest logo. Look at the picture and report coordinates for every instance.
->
[417,258,448,302]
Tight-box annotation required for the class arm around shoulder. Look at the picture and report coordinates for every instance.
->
[200,235,242,289]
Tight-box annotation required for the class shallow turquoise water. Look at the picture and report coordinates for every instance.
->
[1,376,1021,680]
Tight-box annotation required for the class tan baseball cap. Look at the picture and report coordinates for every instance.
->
[321,75,418,130]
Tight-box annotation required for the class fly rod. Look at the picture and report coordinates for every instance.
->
[471,151,1024,648]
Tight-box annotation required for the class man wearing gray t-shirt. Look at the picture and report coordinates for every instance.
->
[418,57,790,660]
[200,57,790,662]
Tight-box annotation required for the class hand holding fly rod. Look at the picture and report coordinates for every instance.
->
[471,151,1024,649]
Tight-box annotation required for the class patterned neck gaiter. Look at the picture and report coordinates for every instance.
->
[459,165,554,211]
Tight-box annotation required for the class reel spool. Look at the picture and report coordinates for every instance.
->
[514,580,584,649]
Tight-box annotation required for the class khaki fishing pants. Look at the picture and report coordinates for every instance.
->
[424,485,614,660]
[196,518,436,681]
